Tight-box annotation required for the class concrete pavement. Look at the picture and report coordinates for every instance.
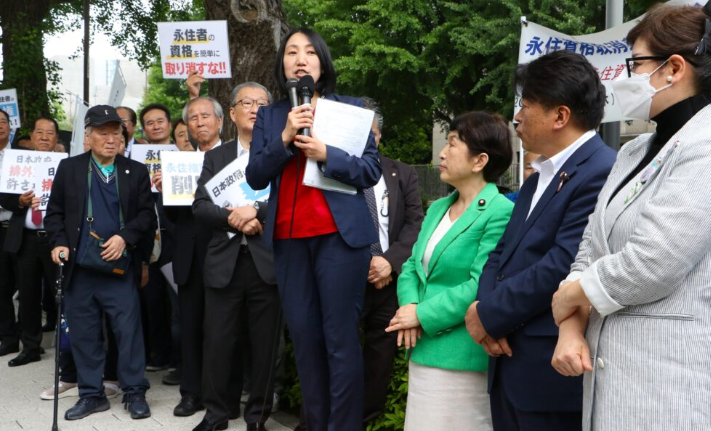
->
[0,337,298,431]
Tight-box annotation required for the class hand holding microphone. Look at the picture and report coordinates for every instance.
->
[281,76,316,147]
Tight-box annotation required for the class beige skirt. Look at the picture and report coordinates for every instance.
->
[404,360,493,431]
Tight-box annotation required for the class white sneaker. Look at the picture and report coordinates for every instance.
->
[40,381,78,400]
[103,381,121,399]
[272,393,280,413]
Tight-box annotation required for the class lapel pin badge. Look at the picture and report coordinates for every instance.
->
[556,171,570,193]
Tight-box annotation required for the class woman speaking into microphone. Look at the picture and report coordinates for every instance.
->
[246,28,381,431]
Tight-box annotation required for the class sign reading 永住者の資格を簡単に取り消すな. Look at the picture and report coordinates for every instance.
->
[157,21,232,79]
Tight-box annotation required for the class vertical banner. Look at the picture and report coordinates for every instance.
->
[130,144,179,192]
[0,149,68,210]
[70,98,90,157]
[157,21,232,79]
[108,64,127,107]
[160,151,205,206]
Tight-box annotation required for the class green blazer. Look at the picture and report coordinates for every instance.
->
[397,183,513,372]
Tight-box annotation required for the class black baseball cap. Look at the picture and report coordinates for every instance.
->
[85,105,123,128]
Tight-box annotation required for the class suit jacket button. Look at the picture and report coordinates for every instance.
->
[497,274,504,281]
[597,357,605,369]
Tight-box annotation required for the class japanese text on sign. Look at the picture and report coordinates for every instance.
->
[0,149,67,210]
[129,144,179,193]
[161,151,205,206]
[157,21,232,79]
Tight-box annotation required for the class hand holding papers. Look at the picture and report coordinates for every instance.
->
[302,99,375,194]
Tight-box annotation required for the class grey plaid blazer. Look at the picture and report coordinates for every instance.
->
[567,105,711,431]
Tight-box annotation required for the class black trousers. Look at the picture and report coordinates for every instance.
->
[59,316,119,383]
[139,264,171,365]
[178,252,205,398]
[0,224,18,345]
[65,266,149,399]
[490,369,582,431]
[203,246,282,424]
[11,230,55,351]
[361,280,399,424]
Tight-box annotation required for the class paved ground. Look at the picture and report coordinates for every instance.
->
[0,335,298,431]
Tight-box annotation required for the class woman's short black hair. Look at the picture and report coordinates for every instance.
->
[273,28,337,97]
[514,50,605,131]
[449,111,513,183]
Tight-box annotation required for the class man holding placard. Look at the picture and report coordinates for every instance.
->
[192,82,279,431]
[0,117,62,367]
[155,96,224,419]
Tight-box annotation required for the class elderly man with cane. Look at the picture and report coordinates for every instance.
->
[44,105,156,421]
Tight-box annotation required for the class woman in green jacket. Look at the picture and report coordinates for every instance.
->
[386,111,514,431]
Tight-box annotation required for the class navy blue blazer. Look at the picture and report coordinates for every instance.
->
[476,133,616,412]
[245,94,381,249]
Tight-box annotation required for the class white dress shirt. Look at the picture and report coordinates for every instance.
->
[527,130,596,219]
[422,208,456,276]
[373,173,390,253]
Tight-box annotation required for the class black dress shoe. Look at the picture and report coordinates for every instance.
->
[122,392,151,419]
[0,342,19,357]
[174,394,204,416]
[162,368,181,385]
[192,417,228,431]
[8,349,41,367]
[65,397,110,420]
[247,422,267,431]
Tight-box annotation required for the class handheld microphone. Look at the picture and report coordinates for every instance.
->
[297,75,315,138]
[286,78,299,110]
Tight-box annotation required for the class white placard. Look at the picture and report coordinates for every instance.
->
[515,0,702,123]
[303,99,374,194]
[205,155,269,208]
[160,151,205,206]
[0,149,67,210]
[130,144,179,193]
[0,89,21,130]
[157,20,232,79]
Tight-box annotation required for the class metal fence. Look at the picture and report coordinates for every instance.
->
[413,162,521,203]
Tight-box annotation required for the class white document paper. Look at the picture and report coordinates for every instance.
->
[302,99,375,195]
[204,155,270,239]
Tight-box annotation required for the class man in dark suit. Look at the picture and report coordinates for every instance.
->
[0,117,60,366]
[155,96,225,418]
[466,51,617,431]
[44,105,156,420]
[361,97,423,424]
[191,82,280,431]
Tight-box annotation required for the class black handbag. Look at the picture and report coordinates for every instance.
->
[77,164,130,276]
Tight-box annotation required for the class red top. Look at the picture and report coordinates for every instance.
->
[274,152,338,239]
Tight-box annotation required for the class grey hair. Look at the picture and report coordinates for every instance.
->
[361,97,383,132]
[229,82,273,107]
[182,97,224,126]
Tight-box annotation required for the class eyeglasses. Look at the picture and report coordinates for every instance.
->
[625,56,668,77]
[234,99,269,109]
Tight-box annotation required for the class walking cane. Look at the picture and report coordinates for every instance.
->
[51,251,66,431]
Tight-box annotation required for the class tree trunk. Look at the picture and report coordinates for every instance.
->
[203,0,289,139]
[0,0,54,129]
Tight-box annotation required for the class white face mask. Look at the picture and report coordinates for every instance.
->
[612,60,672,120]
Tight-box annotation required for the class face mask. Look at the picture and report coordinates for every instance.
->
[611,60,672,120]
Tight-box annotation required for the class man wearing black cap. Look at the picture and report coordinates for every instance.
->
[44,105,157,421]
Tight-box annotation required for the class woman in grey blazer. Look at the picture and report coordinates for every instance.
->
[549,3,711,431]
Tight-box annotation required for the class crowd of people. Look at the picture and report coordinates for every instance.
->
[0,2,710,431]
